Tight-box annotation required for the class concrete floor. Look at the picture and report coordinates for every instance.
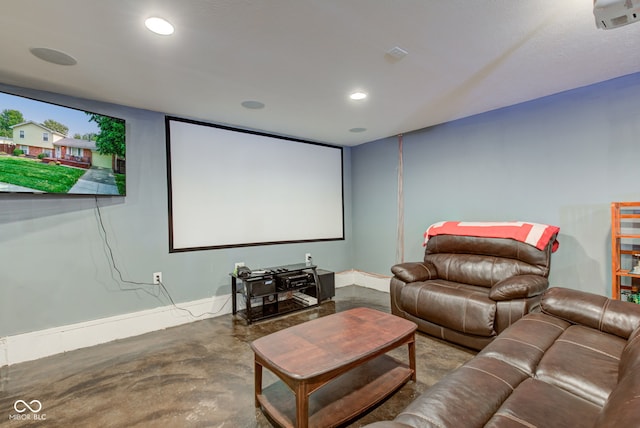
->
[0,286,475,427]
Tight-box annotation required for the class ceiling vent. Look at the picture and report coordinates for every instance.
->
[386,46,408,61]
[594,0,640,29]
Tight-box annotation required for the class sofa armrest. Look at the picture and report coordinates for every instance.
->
[541,287,640,339]
[489,275,549,301]
[391,261,438,283]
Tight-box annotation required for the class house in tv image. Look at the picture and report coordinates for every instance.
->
[0,135,12,153]
[10,121,114,169]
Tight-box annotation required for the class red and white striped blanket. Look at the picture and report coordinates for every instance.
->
[424,221,560,252]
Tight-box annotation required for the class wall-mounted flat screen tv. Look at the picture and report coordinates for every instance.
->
[0,91,126,196]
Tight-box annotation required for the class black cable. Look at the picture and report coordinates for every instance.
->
[156,279,231,318]
[94,197,159,296]
[94,196,230,318]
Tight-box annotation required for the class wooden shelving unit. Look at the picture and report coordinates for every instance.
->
[611,202,640,300]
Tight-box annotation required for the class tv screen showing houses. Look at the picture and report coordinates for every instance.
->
[0,91,126,195]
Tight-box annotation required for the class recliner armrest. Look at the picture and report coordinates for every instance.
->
[391,262,438,283]
[489,275,549,301]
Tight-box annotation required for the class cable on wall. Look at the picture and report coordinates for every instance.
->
[396,134,405,264]
[94,196,230,318]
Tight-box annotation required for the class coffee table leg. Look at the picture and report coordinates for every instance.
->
[409,335,416,381]
[254,359,263,408]
[295,382,309,428]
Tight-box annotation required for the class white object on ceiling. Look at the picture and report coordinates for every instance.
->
[1,0,640,146]
[594,0,640,29]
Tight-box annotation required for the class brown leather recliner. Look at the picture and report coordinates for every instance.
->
[390,233,557,350]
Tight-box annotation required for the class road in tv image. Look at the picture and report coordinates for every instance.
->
[0,91,126,195]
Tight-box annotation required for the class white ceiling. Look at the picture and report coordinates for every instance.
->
[1,0,640,146]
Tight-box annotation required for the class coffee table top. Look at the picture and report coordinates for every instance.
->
[251,307,416,380]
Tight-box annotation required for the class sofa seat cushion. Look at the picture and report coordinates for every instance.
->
[394,356,528,427]
[535,325,626,406]
[479,312,570,376]
[485,378,601,428]
[400,280,496,337]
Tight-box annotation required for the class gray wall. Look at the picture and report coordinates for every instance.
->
[3,70,640,337]
[352,72,640,297]
[0,84,354,337]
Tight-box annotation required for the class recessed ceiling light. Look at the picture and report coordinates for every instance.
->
[145,17,174,35]
[349,127,367,133]
[29,47,77,66]
[349,91,367,101]
[241,100,265,109]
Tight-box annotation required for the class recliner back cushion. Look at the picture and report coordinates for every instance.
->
[425,235,553,273]
[594,368,640,427]
[426,253,531,288]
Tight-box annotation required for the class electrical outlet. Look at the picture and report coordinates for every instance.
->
[153,272,162,285]
[305,253,312,263]
[234,262,245,275]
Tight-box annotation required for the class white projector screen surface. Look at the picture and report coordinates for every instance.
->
[166,117,344,252]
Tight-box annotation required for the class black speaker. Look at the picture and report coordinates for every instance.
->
[308,269,335,301]
[245,276,276,297]
[262,294,278,315]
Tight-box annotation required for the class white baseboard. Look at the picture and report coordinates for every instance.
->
[0,337,7,367]
[335,269,391,293]
[2,271,390,366]
[2,295,232,366]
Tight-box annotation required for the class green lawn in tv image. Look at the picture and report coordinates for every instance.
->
[0,154,125,195]
[0,156,86,193]
[0,93,126,195]
[0,156,126,194]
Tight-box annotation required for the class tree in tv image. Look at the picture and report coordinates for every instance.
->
[0,91,126,196]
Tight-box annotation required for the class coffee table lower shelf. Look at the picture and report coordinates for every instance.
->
[257,354,413,428]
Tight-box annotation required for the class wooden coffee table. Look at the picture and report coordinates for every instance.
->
[250,307,417,428]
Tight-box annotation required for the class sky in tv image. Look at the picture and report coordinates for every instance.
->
[0,91,126,196]
[0,92,101,137]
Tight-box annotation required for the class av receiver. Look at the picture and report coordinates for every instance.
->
[275,271,315,291]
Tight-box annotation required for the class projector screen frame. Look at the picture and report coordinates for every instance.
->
[165,116,345,252]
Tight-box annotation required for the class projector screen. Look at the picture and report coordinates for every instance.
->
[166,117,344,252]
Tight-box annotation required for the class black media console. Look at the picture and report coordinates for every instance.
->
[231,263,334,324]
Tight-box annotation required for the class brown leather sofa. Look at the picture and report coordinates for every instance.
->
[390,234,556,350]
[367,287,640,427]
